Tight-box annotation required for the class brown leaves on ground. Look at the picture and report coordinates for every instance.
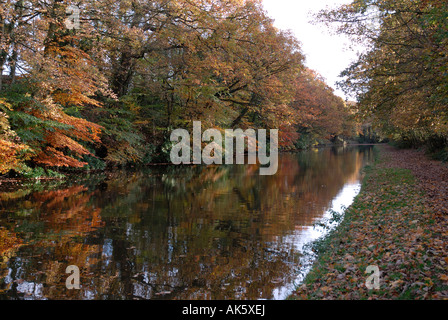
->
[381,145,448,216]
[291,145,448,300]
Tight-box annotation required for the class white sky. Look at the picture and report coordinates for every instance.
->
[262,0,364,100]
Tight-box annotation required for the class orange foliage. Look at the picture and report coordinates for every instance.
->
[28,103,103,167]
[290,68,350,139]
[0,108,32,173]
[0,139,29,174]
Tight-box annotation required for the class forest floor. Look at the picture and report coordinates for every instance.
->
[289,144,448,300]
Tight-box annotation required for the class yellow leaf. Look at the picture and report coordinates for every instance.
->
[0,98,12,110]
[440,275,448,282]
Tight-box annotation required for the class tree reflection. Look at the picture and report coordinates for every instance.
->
[0,146,373,299]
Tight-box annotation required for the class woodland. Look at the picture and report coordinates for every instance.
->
[0,0,370,178]
[0,0,448,302]
[0,0,447,175]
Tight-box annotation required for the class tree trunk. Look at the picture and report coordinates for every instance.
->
[9,49,18,84]
[43,0,64,57]
[0,55,7,92]
[111,51,137,97]
[231,107,249,128]
[231,93,262,128]
[0,66,3,92]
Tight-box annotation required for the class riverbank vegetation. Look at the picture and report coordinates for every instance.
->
[1,0,362,179]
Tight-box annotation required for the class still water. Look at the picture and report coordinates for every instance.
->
[0,146,374,300]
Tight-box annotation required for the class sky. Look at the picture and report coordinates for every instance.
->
[262,0,364,100]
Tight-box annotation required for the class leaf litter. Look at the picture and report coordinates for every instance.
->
[291,145,448,300]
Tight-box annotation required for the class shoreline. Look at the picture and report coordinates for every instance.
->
[289,145,448,300]
[0,143,382,185]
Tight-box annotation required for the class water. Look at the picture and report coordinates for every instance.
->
[0,146,374,300]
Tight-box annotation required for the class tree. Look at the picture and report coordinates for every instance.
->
[1,0,111,168]
[0,98,31,173]
[317,0,448,145]
[288,68,354,148]
[1,0,358,172]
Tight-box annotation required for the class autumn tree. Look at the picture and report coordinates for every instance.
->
[1,0,112,169]
[89,0,305,160]
[0,98,31,173]
[317,0,448,148]
[0,0,358,172]
[286,68,355,148]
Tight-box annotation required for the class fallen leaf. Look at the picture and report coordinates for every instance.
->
[440,275,448,282]
[390,280,404,289]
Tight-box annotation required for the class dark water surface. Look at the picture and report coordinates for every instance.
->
[0,146,374,300]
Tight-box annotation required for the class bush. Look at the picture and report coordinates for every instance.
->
[294,133,316,149]
[430,147,448,163]
[82,154,106,171]
[21,167,65,179]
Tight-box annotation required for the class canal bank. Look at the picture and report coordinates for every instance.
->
[0,147,374,299]
[289,145,448,300]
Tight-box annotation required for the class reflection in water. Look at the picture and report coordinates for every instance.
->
[0,146,374,300]
[273,182,362,300]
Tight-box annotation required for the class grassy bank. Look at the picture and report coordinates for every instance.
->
[290,146,448,300]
